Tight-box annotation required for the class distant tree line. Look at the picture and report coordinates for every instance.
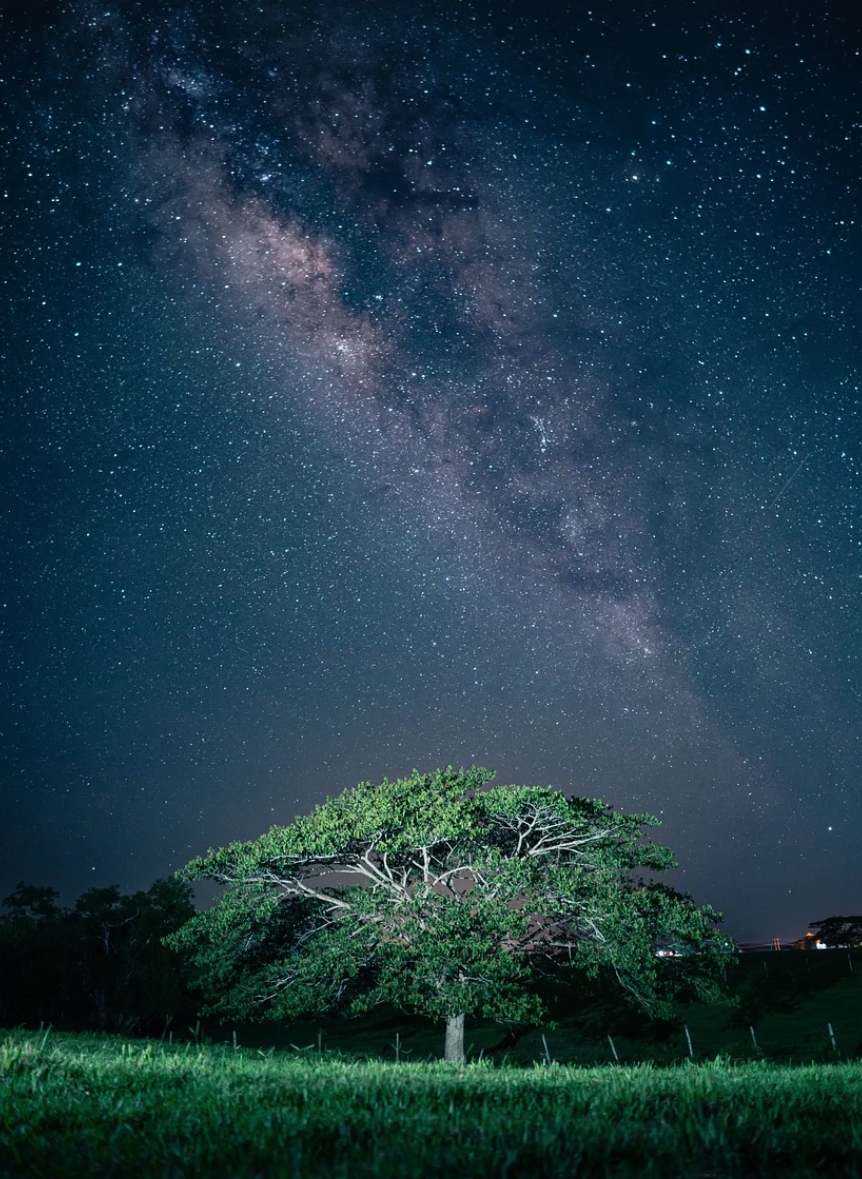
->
[0,878,197,1034]
[809,916,862,948]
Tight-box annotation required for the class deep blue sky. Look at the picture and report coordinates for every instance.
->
[2,0,860,942]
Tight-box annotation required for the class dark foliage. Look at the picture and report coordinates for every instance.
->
[0,878,197,1034]
[730,948,856,1028]
[809,915,862,948]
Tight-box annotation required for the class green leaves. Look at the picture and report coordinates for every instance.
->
[168,766,733,1034]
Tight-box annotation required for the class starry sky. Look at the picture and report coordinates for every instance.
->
[2,0,860,943]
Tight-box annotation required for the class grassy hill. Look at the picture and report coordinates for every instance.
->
[197,949,862,1065]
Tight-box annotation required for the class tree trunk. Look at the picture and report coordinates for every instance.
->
[444,1014,465,1063]
[92,989,110,1031]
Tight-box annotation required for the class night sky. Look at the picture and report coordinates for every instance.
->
[3,0,860,943]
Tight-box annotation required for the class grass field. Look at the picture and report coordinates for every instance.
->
[3,1029,862,1178]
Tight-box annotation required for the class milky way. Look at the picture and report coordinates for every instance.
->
[3,0,861,940]
[122,6,705,671]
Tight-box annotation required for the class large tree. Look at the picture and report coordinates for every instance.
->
[168,767,732,1061]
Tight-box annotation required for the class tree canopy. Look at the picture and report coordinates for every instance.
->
[809,915,862,948]
[168,766,733,1060]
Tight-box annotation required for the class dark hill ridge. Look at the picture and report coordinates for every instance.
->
[201,950,862,1065]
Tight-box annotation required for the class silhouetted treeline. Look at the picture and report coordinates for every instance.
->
[809,915,862,948]
[0,879,198,1034]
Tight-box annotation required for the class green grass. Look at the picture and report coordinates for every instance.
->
[4,1030,862,1177]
